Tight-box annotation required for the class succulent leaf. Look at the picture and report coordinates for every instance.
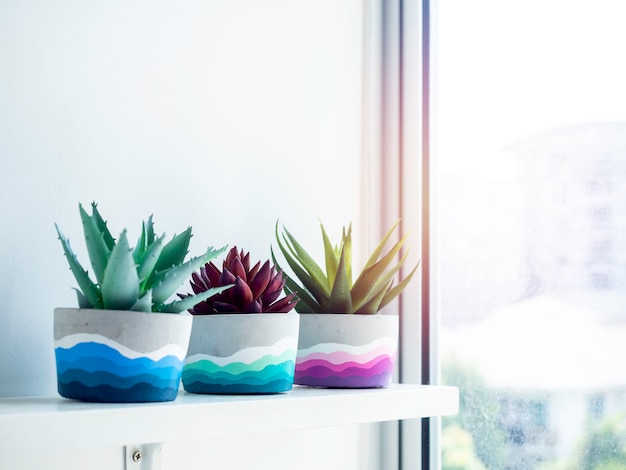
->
[133,221,146,263]
[56,203,226,314]
[274,224,330,305]
[204,263,221,286]
[247,260,261,283]
[130,292,152,313]
[79,203,111,286]
[274,219,419,314]
[355,279,392,314]
[219,268,237,286]
[74,288,93,309]
[277,268,321,313]
[328,247,353,313]
[342,225,353,286]
[229,256,248,282]
[90,202,115,251]
[248,261,271,299]
[155,227,192,272]
[212,301,240,313]
[321,222,340,289]
[272,248,326,313]
[101,230,141,310]
[55,224,102,308]
[184,246,298,314]
[277,222,330,297]
[241,250,251,272]
[160,285,232,313]
[277,249,328,306]
[351,233,411,308]
[151,245,228,308]
[267,266,284,290]
[145,215,155,246]
[267,292,300,313]
[229,277,254,307]
[362,219,401,270]
[137,235,165,289]
[190,271,209,292]
[379,262,420,310]
[261,269,286,305]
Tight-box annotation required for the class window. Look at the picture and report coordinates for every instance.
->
[435,1,626,469]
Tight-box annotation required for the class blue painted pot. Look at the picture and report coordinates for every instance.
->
[54,308,192,403]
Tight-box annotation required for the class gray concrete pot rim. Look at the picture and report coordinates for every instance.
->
[54,307,192,317]
[190,311,298,318]
[298,313,399,317]
[54,307,193,354]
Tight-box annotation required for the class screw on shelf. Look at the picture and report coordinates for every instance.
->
[125,443,163,470]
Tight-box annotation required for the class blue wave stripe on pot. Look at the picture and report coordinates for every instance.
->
[184,349,295,374]
[183,361,294,384]
[204,362,295,383]
[57,381,179,403]
[55,343,184,377]
[182,379,293,394]
[182,359,295,394]
[55,340,186,403]
[55,334,187,361]
[56,357,182,379]
[57,368,183,390]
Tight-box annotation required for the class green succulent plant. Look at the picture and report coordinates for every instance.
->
[272,219,419,314]
[181,246,299,314]
[55,202,230,313]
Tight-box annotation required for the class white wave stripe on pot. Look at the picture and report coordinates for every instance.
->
[185,336,299,367]
[55,333,188,361]
[296,337,398,363]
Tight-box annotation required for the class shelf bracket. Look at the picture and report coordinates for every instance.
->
[125,443,163,470]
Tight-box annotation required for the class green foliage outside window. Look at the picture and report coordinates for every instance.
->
[442,359,507,470]
[541,413,626,470]
[444,359,626,470]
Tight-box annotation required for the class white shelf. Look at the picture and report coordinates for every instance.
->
[0,384,458,454]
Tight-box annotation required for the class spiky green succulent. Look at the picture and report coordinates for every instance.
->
[55,202,230,313]
[181,246,299,314]
[272,220,419,314]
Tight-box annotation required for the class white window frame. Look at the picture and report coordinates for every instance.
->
[362,1,434,468]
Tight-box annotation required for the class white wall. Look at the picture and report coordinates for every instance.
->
[0,1,379,468]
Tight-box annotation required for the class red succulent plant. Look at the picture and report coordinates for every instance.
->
[182,246,299,314]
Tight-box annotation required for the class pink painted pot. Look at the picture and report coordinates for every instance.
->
[294,314,398,388]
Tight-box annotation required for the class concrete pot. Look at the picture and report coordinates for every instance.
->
[54,308,192,403]
[182,311,299,394]
[295,314,399,388]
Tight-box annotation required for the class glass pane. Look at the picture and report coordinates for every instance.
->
[436,2,626,469]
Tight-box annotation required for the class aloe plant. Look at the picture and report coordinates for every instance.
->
[181,246,299,314]
[273,220,419,314]
[55,202,231,313]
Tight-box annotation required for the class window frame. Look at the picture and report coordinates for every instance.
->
[365,0,435,468]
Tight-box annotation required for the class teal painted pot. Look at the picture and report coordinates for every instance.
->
[54,308,192,403]
[182,312,300,394]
